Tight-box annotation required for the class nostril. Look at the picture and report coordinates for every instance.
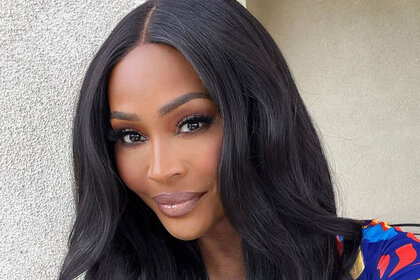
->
[147,166,185,184]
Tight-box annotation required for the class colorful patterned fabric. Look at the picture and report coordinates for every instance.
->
[337,219,420,279]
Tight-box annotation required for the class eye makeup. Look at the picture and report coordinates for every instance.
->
[107,127,145,144]
[107,113,215,145]
[176,113,214,134]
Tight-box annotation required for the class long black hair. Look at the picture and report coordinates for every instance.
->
[59,0,363,279]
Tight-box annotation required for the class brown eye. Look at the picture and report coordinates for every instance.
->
[123,133,144,143]
[117,129,146,145]
[177,114,215,134]
[179,121,202,133]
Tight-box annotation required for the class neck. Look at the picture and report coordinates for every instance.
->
[196,216,245,280]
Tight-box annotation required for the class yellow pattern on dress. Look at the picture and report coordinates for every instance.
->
[350,246,365,279]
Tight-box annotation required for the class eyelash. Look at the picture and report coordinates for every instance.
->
[107,114,214,146]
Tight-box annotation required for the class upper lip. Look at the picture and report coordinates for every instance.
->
[152,191,205,205]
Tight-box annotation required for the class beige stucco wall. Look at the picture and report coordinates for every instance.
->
[0,1,144,279]
[247,0,420,224]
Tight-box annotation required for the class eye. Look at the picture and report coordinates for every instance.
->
[107,128,146,145]
[177,114,214,134]
[121,130,146,144]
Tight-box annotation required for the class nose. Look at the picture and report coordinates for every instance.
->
[147,137,186,184]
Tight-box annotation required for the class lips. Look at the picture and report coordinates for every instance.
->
[152,191,205,217]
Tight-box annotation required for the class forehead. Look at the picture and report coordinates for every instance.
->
[108,43,206,109]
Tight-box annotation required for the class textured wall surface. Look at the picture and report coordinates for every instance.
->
[247,0,420,223]
[0,1,143,279]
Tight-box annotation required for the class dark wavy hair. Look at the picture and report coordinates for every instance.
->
[59,0,363,279]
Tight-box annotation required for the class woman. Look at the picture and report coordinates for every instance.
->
[59,0,420,279]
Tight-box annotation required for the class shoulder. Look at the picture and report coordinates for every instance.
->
[352,219,420,279]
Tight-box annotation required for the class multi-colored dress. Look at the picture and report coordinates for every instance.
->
[336,219,420,279]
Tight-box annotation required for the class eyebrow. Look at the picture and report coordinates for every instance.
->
[110,91,212,121]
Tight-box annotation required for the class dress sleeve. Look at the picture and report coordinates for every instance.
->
[359,219,420,279]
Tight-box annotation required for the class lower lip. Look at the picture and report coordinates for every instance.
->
[155,193,205,217]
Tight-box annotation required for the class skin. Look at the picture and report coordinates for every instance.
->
[107,43,244,279]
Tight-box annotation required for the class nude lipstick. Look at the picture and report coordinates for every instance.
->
[152,191,205,217]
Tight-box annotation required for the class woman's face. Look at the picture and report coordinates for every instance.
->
[108,43,225,240]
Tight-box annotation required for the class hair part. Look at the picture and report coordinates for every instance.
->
[59,0,362,279]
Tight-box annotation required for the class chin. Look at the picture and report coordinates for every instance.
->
[159,216,209,241]
[168,230,202,241]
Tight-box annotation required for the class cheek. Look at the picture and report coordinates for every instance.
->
[114,144,149,193]
[187,135,222,181]
[187,121,224,183]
